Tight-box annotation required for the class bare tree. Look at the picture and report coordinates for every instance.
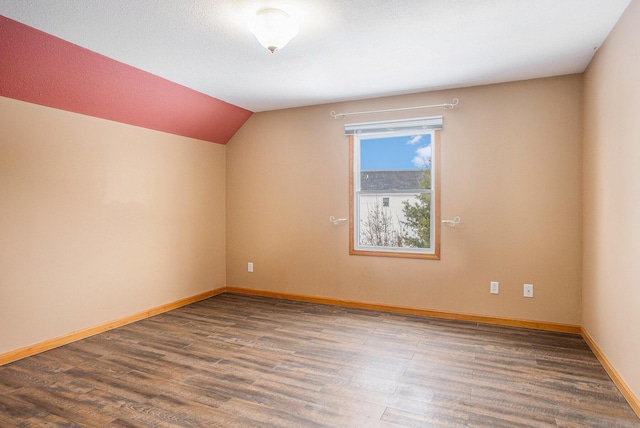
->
[360,202,403,247]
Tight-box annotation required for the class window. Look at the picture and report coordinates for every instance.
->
[348,117,441,259]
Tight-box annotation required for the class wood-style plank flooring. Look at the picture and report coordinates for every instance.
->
[0,293,638,427]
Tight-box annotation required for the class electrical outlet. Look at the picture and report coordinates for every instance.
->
[248,262,254,273]
[524,283,533,298]
[490,281,499,294]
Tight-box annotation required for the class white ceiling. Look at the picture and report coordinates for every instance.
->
[0,0,632,112]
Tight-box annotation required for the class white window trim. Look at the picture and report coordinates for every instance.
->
[349,125,441,260]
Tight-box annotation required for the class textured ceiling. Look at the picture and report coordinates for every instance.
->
[0,0,632,112]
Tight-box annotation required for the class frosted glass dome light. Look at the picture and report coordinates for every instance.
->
[249,8,299,53]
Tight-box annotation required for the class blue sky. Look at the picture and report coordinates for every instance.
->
[360,134,432,170]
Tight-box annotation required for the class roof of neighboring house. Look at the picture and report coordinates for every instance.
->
[361,170,425,192]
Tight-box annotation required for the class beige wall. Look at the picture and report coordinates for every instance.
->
[583,0,640,401]
[227,75,583,325]
[0,97,226,355]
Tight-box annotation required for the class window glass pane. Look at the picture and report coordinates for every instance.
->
[357,133,433,251]
[360,134,432,191]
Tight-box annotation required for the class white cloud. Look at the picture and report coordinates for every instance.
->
[407,135,423,145]
[412,145,432,168]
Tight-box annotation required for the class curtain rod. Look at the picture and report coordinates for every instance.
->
[330,98,459,120]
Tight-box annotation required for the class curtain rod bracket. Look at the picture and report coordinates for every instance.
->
[329,216,347,225]
[330,98,459,119]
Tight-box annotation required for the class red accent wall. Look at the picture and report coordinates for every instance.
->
[0,16,252,144]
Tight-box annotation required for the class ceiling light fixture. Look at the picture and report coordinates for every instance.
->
[249,8,299,53]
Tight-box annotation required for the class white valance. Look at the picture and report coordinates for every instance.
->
[344,116,443,136]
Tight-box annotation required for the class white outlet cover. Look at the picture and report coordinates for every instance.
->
[490,281,499,294]
[248,262,254,273]
[524,283,534,298]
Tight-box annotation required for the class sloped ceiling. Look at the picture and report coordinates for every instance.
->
[0,0,632,112]
[0,16,251,144]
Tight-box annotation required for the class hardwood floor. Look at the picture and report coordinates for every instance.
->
[0,293,638,427]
